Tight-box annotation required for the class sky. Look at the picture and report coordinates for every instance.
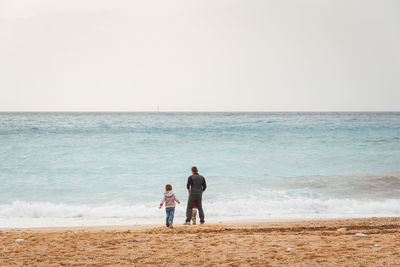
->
[0,0,399,112]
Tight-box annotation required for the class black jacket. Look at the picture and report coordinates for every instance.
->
[187,173,206,195]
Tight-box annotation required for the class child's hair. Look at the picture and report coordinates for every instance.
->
[165,184,172,191]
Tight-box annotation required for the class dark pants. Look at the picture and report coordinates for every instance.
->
[186,194,204,223]
[165,207,175,227]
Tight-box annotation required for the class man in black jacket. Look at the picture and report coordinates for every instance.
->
[184,166,206,225]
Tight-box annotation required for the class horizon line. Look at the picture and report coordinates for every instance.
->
[0,110,399,113]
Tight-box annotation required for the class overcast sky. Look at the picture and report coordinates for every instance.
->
[0,0,399,111]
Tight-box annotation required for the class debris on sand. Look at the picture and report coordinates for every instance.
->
[355,233,368,237]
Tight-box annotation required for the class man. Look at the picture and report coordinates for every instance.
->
[184,166,206,225]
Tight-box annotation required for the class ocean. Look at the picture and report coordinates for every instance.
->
[0,112,399,227]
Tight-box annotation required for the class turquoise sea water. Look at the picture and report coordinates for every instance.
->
[0,112,399,227]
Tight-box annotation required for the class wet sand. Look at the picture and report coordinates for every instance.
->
[1,217,400,266]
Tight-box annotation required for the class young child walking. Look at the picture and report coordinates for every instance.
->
[187,191,198,225]
[192,203,198,225]
[159,184,180,229]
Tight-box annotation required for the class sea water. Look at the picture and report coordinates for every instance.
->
[0,112,399,227]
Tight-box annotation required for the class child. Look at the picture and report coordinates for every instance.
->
[192,203,198,225]
[187,191,198,225]
[159,184,180,229]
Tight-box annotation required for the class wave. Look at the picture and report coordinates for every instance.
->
[1,197,399,228]
[275,174,400,199]
[0,201,157,219]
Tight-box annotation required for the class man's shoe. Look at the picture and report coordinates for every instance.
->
[168,221,173,229]
[200,222,205,225]
[183,222,190,225]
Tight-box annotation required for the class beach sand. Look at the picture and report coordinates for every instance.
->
[1,217,400,266]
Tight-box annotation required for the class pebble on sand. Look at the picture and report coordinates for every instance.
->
[355,233,368,237]
[337,228,347,231]
[286,247,292,251]
[15,239,24,242]
[136,238,145,243]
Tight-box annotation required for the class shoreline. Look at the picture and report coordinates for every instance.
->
[1,217,399,266]
[0,216,394,232]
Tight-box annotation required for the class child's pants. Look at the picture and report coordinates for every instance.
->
[165,207,175,227]
[192,209,197,224]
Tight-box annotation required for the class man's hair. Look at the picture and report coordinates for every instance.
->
[165,184,172,191]
[191,166,198,173]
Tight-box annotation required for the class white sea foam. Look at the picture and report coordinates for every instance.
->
[1,197,399,228]
[0,200,157,219]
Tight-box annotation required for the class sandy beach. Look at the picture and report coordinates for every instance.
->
[0,217,399,266]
